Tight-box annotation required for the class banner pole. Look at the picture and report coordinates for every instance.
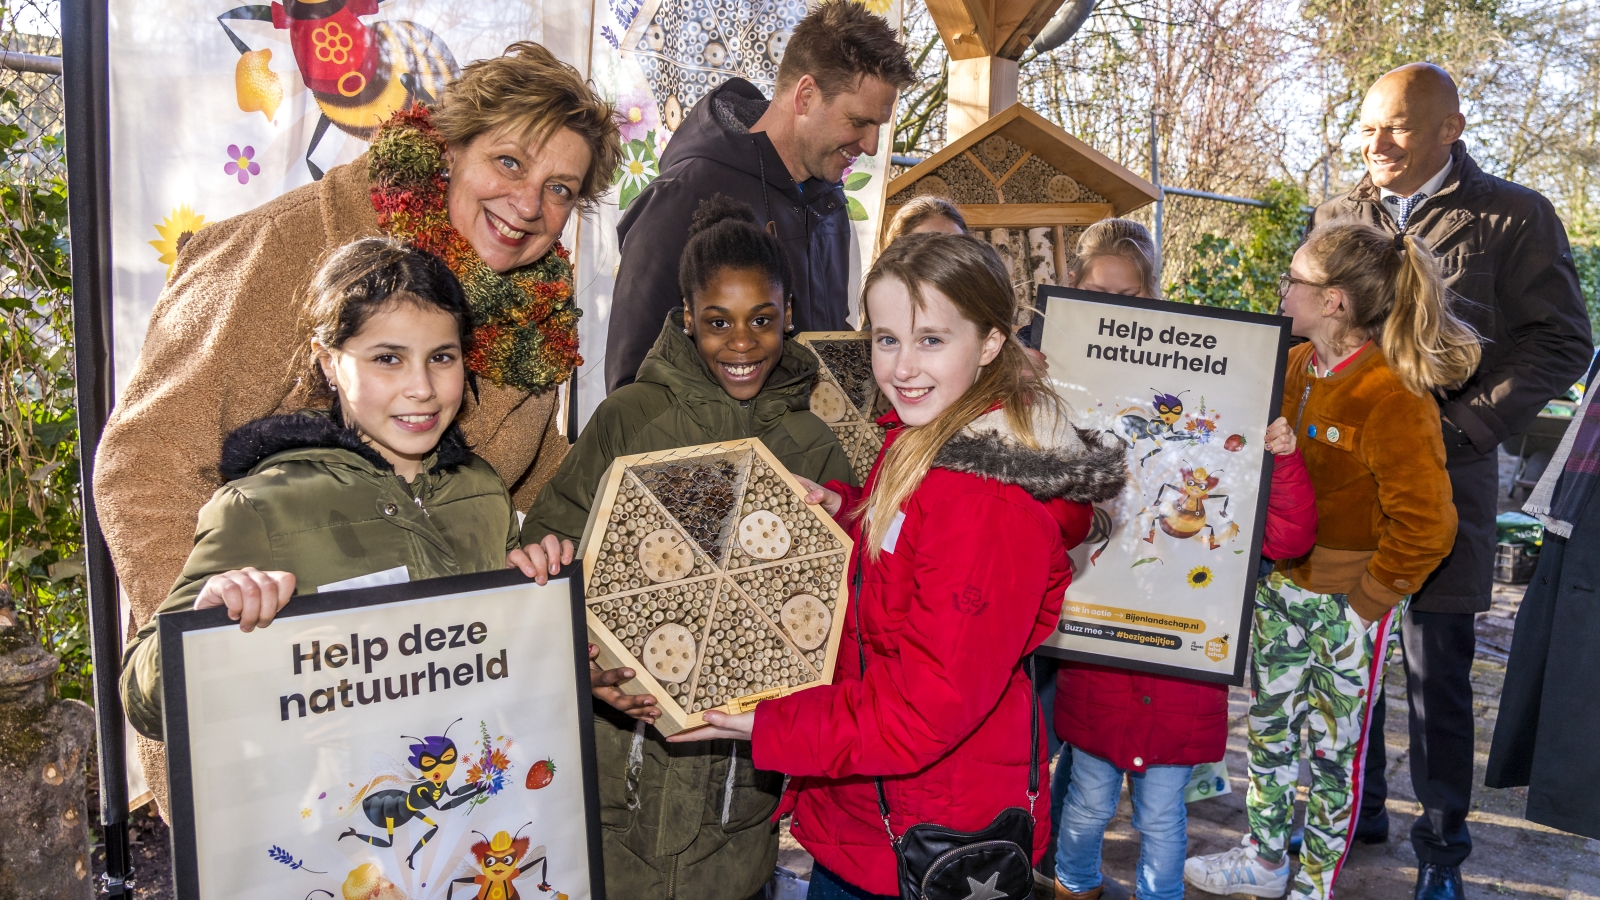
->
[62,0,135,895]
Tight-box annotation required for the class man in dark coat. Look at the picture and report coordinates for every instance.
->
[603,0,915,392]
[1312,63,1593,900]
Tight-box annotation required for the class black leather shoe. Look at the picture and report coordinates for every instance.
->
[1353,808,1390,844]
[1415,863,1465,900]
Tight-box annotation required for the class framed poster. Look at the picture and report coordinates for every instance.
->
[1023,286,1291,684]
[159,569,604,900]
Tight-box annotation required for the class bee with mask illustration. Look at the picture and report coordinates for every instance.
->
[447,826,566,900]
[339,719,488,869]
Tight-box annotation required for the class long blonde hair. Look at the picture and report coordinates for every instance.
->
[855,232,1062,557]
[1300,221,1481,394]
[1067,218,1160,298]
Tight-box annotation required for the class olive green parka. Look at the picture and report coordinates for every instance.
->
[120,411,519,741]
[521,311,855,900]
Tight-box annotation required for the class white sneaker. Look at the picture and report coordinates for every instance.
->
[1183,836,1291,897]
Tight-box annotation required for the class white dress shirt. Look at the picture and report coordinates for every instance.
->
[1378,156,1454,222]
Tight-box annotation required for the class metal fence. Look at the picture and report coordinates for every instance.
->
[1,1,64,183]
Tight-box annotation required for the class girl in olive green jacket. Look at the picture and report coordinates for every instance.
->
[510,196,854,900]
[120,237,518,740]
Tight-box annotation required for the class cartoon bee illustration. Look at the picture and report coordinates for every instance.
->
[337,719,488,869]
[217,0,459,179]
[1114,391,1190,466]
[1144,466,1239,550]
[446,826,565,900]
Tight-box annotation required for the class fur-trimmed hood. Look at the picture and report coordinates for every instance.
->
[932,403,1128,503]
[218,409,472,482]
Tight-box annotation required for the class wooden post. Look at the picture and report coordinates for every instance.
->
[947,56,1019,141]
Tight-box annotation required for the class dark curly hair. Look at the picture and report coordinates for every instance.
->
[677,195,793,315]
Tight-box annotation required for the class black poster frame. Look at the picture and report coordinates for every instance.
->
[158,568,606,900]
[1022,285,1292,686]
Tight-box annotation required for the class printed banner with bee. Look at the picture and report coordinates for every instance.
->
[1023,287,1291,684]
[158,570,605,900]
[107,0,594,395]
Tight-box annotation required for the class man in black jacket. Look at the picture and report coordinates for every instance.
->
[603,0,915,391]
[1312,63,1593,900]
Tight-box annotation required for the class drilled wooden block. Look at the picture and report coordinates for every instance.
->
[977,135,1027,179]
[579,439,853,735]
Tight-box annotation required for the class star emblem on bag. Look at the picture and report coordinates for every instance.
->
[961,871,1007,900]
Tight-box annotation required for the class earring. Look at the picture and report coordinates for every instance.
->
[441,168,451,182]
[682,327,691,335]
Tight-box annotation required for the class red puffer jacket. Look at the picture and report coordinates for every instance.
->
[1055,448,1318,770]
[752,406,1126,894]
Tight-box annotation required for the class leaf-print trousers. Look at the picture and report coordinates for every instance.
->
[1246,575,1402,900]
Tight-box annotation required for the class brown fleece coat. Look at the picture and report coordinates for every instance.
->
[1277,342,1457,621]
[93,156,568,814]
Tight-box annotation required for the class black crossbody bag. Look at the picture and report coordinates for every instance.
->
[852,560,1041,900]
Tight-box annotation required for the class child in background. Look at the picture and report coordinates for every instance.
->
[509,195,854,900]
[670,232,1128,899]
[119,237,518,740]
[1051,419,1316,900]
[1184,222,1479,900]
[881,194,968,245]
[1066,218,1163,298]
[1047,217,1319,900]
[1037,216,1158,876]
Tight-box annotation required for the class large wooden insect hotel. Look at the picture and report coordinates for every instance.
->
[884,104,1160,324]
[795,332,886,484]
[578,440,853,735]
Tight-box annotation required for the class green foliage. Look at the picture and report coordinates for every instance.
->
[0,88,89,701]
[1167,181,1311,314]
[1570,242,1600,342]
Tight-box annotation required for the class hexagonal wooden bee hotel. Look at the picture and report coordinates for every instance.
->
[577,439,853,736]
[797,331,888,484]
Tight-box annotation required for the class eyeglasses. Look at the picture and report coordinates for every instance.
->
[1277,274,1329,299]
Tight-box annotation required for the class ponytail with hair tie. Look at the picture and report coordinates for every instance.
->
[1301,222,1481,396]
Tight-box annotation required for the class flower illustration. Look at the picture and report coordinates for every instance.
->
[617,89,660,143]
[1183,415,1218,442]
[149,204,208,279]
[224,144,261,184]
[616,137,659,210]
[1186,565,1214,589]
[855,0,894,14]
[466,721,515,806]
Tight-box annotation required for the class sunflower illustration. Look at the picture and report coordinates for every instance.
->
[1186,565,1214,588]
[149,204,208,279]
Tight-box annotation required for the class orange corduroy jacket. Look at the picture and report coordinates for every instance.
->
[1277,342,1457,621]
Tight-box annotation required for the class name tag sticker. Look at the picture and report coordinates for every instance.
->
[882,511,907,555]
[318,565,410,593]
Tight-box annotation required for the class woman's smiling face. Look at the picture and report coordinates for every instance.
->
[866,276,1003,427]
[444,123,591,273]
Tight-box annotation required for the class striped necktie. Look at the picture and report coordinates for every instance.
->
[1391,192,1427,230]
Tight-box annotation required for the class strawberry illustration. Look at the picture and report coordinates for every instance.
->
[526,757,556,790]
[1224,434,1246,452]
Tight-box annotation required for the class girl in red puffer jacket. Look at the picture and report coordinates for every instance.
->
[670,232,1129,899]
[1049,418,1317,900]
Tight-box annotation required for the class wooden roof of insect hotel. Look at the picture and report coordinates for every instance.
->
[885,103,1160,230]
